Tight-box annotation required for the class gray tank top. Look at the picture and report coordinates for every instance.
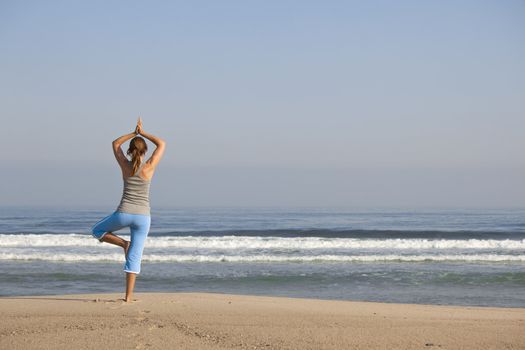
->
[116,162,151,216]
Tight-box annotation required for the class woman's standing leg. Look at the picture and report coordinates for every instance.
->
[125,273,136,302]
[123,214,151,302]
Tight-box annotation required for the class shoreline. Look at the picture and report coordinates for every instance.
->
[2,290,525,309]
[1,292,524,349]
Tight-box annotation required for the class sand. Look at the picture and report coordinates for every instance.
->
[0,292,524,350]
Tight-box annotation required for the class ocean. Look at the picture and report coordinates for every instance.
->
[1,206,524,307]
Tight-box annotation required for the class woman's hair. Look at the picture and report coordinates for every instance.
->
[126,137,148,176]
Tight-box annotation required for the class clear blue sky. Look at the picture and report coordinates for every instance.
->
[1,0,524,208]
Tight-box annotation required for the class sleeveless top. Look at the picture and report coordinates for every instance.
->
[116,162,151,216]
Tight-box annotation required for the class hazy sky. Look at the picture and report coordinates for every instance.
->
[1,1,524,208]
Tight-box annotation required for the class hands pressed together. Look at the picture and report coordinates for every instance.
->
[134,117,144,135]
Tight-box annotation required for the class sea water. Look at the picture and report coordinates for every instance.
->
[0,206,524,307]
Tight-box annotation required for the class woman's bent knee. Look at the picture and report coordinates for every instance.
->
[91,226,107,241]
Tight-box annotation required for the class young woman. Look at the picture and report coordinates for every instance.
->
[91,118,165,302]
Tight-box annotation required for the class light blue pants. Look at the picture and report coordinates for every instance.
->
[91,211,151,274]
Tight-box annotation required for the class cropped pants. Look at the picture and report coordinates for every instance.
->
[91,211,151,274]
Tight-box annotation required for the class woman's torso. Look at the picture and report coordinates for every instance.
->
[116,162,151,216]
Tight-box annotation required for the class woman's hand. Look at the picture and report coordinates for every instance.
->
[135,116,143,135]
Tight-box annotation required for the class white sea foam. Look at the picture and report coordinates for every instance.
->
[0,252,523,263]
[1,234,524,250]
[1,233,523,263]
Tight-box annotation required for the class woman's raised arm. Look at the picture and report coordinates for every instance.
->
[112,131,136,169]
[112,132,136,148]
[136,119,166,168]
[140,130,165,147]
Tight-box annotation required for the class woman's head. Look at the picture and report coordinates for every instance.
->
[127,137,148,176]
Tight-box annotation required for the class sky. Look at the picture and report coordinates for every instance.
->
[1,0,524,209]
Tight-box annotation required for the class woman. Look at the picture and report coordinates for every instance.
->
[91,117,165,302]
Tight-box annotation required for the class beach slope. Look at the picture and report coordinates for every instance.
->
[0,292,523,350]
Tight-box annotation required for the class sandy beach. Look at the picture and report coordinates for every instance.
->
[0,293,523,350]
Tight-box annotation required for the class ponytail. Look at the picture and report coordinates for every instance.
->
[126,136,148,176]
[131,148,141,176]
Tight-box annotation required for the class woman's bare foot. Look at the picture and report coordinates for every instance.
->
[121,297,139,303]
